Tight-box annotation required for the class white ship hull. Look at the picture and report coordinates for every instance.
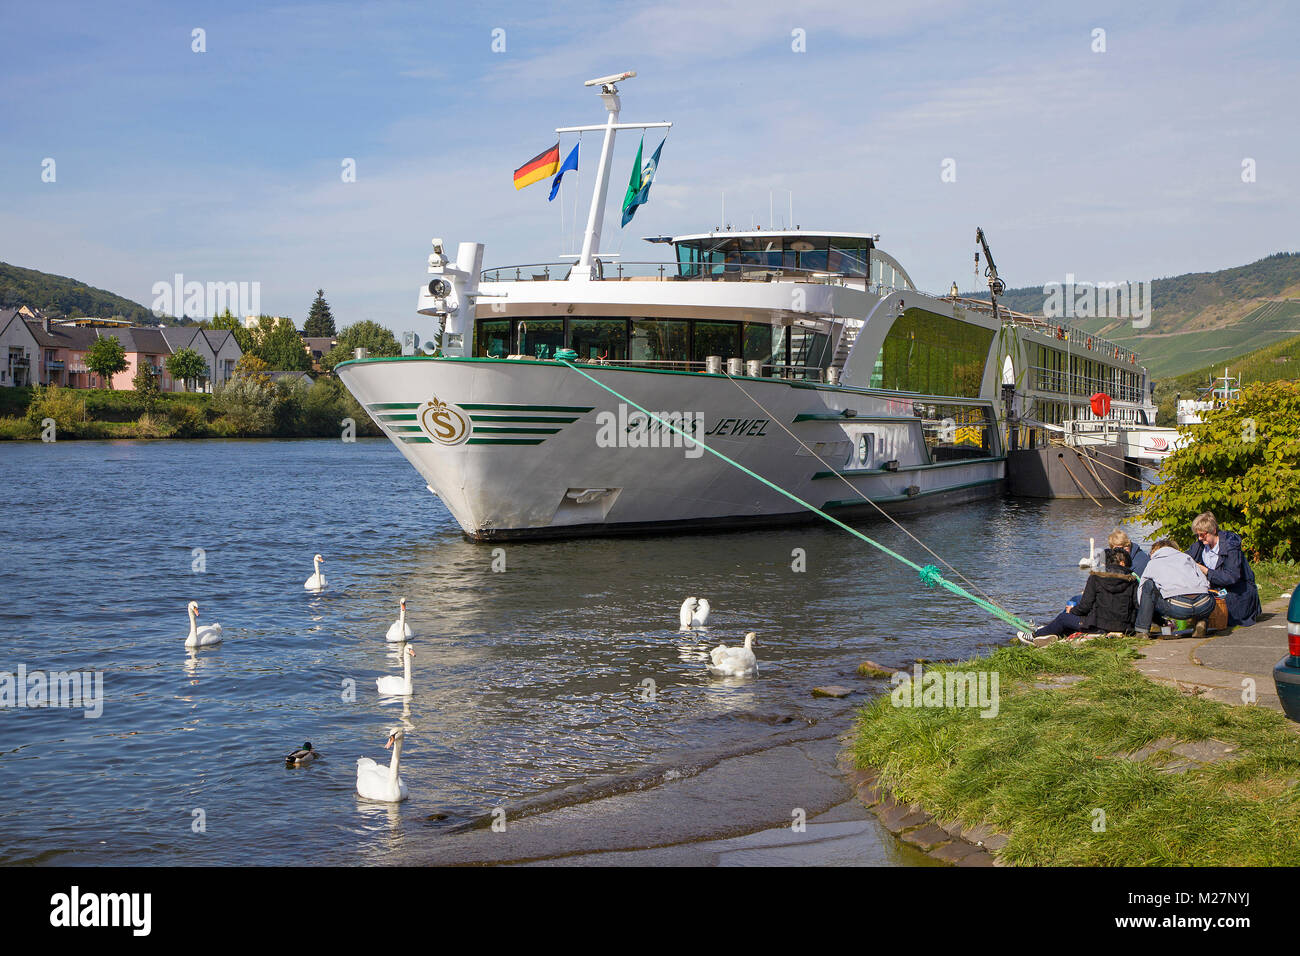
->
[338,357,1006,540]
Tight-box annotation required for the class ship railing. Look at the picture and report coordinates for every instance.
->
[1027,366,1144,402]
[941,294,1139,366]
[480,261,865,286]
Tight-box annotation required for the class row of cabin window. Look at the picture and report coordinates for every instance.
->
[473,317,832,371]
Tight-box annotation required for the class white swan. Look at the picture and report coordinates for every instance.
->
[691,598,711,629]
[708,631,758,677]
[356,728,408,802]
[304,553,326,592]
[376,645,415,696]
[679,597,697,632]
[385,597,413,642]
[184,601,223,647]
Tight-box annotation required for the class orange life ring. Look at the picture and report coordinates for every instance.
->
[1086,337,1093,349]
[1056,326,1065,340]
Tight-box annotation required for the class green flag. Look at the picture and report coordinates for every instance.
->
[620,136,645,227]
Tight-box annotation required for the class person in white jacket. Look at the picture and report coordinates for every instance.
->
[1134,539,1216,637]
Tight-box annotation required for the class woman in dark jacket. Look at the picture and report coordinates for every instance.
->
[1022,549,1138,642]
[1186,513,1261,626]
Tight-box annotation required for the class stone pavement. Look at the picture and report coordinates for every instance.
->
[1133,590,1295,713]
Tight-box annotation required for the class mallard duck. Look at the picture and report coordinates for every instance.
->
[285,741,320,767]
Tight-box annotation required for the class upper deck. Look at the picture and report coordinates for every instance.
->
[480,230,917,296]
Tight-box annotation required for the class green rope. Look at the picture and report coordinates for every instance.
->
[559,361,1035,634]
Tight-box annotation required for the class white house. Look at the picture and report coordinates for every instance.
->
[0,308,40,387]
[158,327,243,391]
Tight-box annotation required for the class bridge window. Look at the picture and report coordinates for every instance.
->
[475,319,511,358]
[693,321,742,360]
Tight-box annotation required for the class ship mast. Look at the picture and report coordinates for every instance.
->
[556,71,671,280]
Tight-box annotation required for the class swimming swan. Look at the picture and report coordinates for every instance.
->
[356,728,408,802]
[691,598,711,629]
[376,645,415,696]
[185,601,223,647]
[285,742,320,767]
[304,553,326,592]
[385,597,414,642]
[708,631,758,677]
[679,597,697,632]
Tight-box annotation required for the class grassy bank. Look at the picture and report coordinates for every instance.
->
[0,379,381,440]
[1255,560,1298,605]
[852,639,1300,865]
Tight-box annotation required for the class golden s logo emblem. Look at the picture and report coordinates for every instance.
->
[418,397,470,446]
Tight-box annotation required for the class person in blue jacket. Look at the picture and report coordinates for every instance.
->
[1185,512,1262,626]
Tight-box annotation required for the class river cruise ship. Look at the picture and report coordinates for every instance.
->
[337,73,1157,539]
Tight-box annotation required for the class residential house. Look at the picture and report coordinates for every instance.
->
[97,327,179,391]
[0,308,40,387]
[0,310,244,392]
[301,336,338,370]
[25,317,101,387]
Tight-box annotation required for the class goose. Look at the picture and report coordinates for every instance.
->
[376,645,415,696]
[385,597,414,642]
[304,553,326,592]
[691,598,711,629]
[708,631,758,678]
[285,741,320,767]
[184,601,223,647]
[356,728,408,802]
[679,597,697,632]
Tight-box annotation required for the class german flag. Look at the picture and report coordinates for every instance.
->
[513,143,560,190]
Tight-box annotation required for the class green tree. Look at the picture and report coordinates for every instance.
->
[1139,380,1300,561]
[321,320,401,371]
[166,347,210,392]
[250,315,311,371]
[84,335,127,389]
[132,363,160,411]
[304,289,336,337]
[234,352,271,381]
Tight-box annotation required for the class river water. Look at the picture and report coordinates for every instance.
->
[0,438,1140,864]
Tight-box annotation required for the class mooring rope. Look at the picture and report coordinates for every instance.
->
[720,369,1012,613]
[1056,452,1104,508]
[559,360,1036,633]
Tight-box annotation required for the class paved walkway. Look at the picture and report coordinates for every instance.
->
[1133,590,1295,712]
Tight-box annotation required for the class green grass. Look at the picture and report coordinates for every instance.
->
[1256,560,1299,605]
[852,639,1300,865]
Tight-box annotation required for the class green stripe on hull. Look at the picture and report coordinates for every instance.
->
[467,437,546,445]
[459,403,594,413]
[377,413,418,421]
[367,402,421,410]
[471,426,562,435]
[468,415,580,424]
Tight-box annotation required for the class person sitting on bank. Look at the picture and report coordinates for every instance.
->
[1185,511,1261,627]
[1109,529,1149,576]
[1064,529,1148,612]
[1134,539,1216,638]
[1022,547,1138,643]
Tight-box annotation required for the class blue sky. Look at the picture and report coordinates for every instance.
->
[2,0,1296,330]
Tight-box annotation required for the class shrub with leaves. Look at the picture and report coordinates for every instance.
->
[211,375,274,436]
[1139,380,1300,560]
[26,385,84,437]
